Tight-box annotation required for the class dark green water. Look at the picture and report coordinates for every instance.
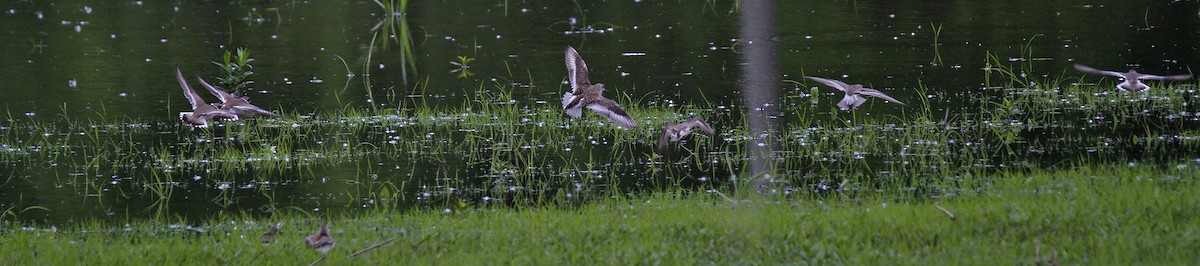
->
[1,1,1199,224]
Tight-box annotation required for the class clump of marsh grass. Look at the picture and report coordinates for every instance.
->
[213,48,256,96]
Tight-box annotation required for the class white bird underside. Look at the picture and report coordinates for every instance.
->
[807,76,905,111]
[586,103,637,128]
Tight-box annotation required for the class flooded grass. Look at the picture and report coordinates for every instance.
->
[3,55,1200,221]
[3,164,1197,264]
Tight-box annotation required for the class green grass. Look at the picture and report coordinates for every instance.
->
[3,164,1197,264]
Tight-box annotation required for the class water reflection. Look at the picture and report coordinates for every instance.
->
[738,0,782,193]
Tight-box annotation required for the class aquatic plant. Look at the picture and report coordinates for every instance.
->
[929,22,944,66]
[213,48,256,96]
[450,55,474,78]
[372,0,418,84]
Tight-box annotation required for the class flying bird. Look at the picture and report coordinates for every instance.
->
[305,224,335,255]
[805,76,905,111]
[1072,63,1192,92]
[562,46,638,128]
[177,67,238,128]
[657,117,715,152]
[196,76,281,118]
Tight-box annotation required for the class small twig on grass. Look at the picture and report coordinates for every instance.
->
[1035,237,1041,264]
[1034,237,1060,266]
[307,255,326,266]
[934,203,956,220]
[350,237,397,258]
[1050,249,1059,266]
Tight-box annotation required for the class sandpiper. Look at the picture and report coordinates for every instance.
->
[805,76,906,111]
[196,76,281,117]
[1072,63,1193,92]
[305,224,335,254]
[562,46,638,128]
[261,223,280,245]
[657,117,715,152]
[177,67,238,128]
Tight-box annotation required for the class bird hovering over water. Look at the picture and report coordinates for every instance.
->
[657,117,715,152]
[305,224,335,255]
[561,46,638,128]
[176,67,237,128]
[196,76,281,118]
[805,76,906,111]
[1072,63,1193,92]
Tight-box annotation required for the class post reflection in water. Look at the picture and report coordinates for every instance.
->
[738,0,782,193]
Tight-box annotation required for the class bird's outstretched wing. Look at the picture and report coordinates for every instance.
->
[565,46,591,94]
[586,98,638,128]
[1073,64,1126,78]
[856,88,906,105]
[805,76,852,92]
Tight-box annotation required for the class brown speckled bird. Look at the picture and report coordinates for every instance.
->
[177,67,237,128]
[657,117,715,152]
[561,46,638,128]
[196,76,281,118]
[305,224,334,254]
[261,223,280,245]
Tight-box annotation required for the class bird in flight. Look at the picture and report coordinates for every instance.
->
[805,76,905,111]
[1072,63,1192,92]
[562,46,638,128]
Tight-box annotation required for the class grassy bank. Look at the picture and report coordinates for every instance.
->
[3,164,1197,265]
